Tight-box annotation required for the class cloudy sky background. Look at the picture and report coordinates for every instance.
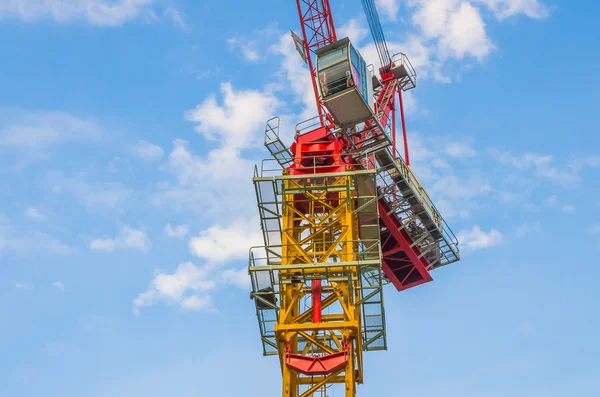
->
[1,0,599,396]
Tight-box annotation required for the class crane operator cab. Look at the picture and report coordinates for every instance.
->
[316,37,375,128]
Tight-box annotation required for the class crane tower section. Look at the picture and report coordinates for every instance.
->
[248,1,460,396]
[250,148,385,396]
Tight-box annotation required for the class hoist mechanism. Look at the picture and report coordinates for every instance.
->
[248,1,461,396]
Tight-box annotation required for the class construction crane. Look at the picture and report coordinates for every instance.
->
[248,1,461,396]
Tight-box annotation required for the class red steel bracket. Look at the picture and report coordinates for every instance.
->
[285,336,350,375]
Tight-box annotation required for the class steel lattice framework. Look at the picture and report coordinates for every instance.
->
[294,0,337,124]
[249,1,461,396]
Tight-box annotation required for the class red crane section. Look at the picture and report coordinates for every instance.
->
[294,0,337,124]
[288,2,459,292]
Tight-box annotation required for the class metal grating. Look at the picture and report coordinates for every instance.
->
[264,117,294,169]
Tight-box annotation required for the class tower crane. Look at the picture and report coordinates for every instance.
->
[248,1,461,396]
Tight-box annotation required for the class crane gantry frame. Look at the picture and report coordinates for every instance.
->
[249,1,461,396]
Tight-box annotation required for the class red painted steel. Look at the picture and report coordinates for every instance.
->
[289,126,346,175]
[377,72,397,129]
[398,89,410,166]
[392,94,396,152]
[364,74,435,289]
[286,352,348,375]
[312,280,322,323]
[378,199,433,290]
[285,337,350,375]
[289,0,433,292]
[295,0,337,125]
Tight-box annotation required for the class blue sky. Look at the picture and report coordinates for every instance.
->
[1,0,599,396]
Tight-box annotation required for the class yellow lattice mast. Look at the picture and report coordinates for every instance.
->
[279,173,361,396]
[250,123,386,396]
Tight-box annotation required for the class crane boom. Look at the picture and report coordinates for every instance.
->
[295,0,337,124]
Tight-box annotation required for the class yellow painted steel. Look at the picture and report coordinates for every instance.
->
[275,172,363,397]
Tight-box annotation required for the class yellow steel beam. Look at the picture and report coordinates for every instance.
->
[298,331,337,355]
[276,320,358,333]
[294,293,338,323]
[281,284,304,324]
[297,375,346,385]
[277,175,362,397]
[299,368,345,397]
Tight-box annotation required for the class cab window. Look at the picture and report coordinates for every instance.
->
[318,47,348,70]
[319,61,353,97]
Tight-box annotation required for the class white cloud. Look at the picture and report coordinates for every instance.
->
[152,263,214,300]
[164,8,188,31]
[39,233,77,255]
[498,190,524,203]
[429,175,491,219]
[131,140,164,161]
[221,267,251,288]
[119,227,150,252]
[90,226,151,254]
[515,222,542,238]
[271,33,317,120]
[441,2,494,60]
[15,282,33,291]
[133,260,252,315]
[154,81,281,218]
[407,0,549,62]
[180,295,213,311]
[165,223,189,238]
[359,33,450,85]
[544,195,558,207]
[184,82,280,150]
[166,138,250,184]
[431,175,491,200]
[446,142,477,158]
[474,0,550,20]
[189,218,263,265]
[133,262,216,315]
[568,155,600,172]
[52,281,65,292]
[561,205,576,214]
[226,37,261,62]
[47,171,131,209]
[339,0,549,87]
[90,238,116,252]
[397,132,490,220]
[0,217,75,255]
[0,0,155,26]
[376,0,402,21]
[581,156,600,168]
[0,109,102,165]
[226,26,280,63]
[458,225,503,251]
[489,149,578,186]
[338,18,370,44]
[24,207,45,220]
[153,139,258,220]
[410,0,495,62]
